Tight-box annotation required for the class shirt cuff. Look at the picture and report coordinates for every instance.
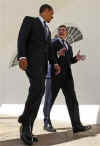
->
[57,54,60,58]
[54,64,59,67]
[19,57,27,60]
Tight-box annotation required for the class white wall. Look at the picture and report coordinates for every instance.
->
[0,0,100,124]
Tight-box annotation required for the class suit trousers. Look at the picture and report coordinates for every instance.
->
[43,75,82,128]
[19,56,46,131]
[43,78,52,124]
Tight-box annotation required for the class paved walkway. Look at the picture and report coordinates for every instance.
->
[0,116,100,146]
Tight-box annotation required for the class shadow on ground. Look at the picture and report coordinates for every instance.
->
[0,124,100,146]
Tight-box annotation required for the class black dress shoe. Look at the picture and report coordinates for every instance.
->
[44,123,56,132]
[32,135,38,142]
[20,125,33,145]
[73,125,91,133]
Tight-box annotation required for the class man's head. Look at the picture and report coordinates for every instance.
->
[58,25,68,40]
[39,4,54,23]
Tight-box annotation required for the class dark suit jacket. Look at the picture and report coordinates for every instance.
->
[51,38,78,79]
[17,16,53,77]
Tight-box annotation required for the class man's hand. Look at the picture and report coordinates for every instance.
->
[54,64,61,75]
[19,58,28,71]
[76,50,86,61]
[57,48,66,57]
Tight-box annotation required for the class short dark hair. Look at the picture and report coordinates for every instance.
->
[39,4,53,14]
[58,25,67,31]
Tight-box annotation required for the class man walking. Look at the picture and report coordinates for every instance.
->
[17,4,59,145]
[43,25,91,133]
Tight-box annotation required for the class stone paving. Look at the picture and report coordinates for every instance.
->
[0,116,100,146]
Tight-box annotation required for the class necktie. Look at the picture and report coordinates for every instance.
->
[44,21,47,28]
[62,39,68,50]
[62,39,69,57]
[44,21,49,40]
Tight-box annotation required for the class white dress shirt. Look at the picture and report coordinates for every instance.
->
[58,37,68,50]
[57,37,68,58]
[38,16,49,38]
[38,16,45,27]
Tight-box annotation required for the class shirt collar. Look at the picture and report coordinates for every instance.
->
[38,16,45,26]
[57,37,68,49]
[59,37,66,41]
[58,37,66,44]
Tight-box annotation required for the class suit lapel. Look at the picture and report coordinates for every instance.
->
[57,39,63,51]
[56,39,71,60]
[35,17,45,40]
[36,17,51,41]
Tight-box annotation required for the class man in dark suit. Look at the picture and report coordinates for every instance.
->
[17,4,60,145]
[43,25,91,133]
